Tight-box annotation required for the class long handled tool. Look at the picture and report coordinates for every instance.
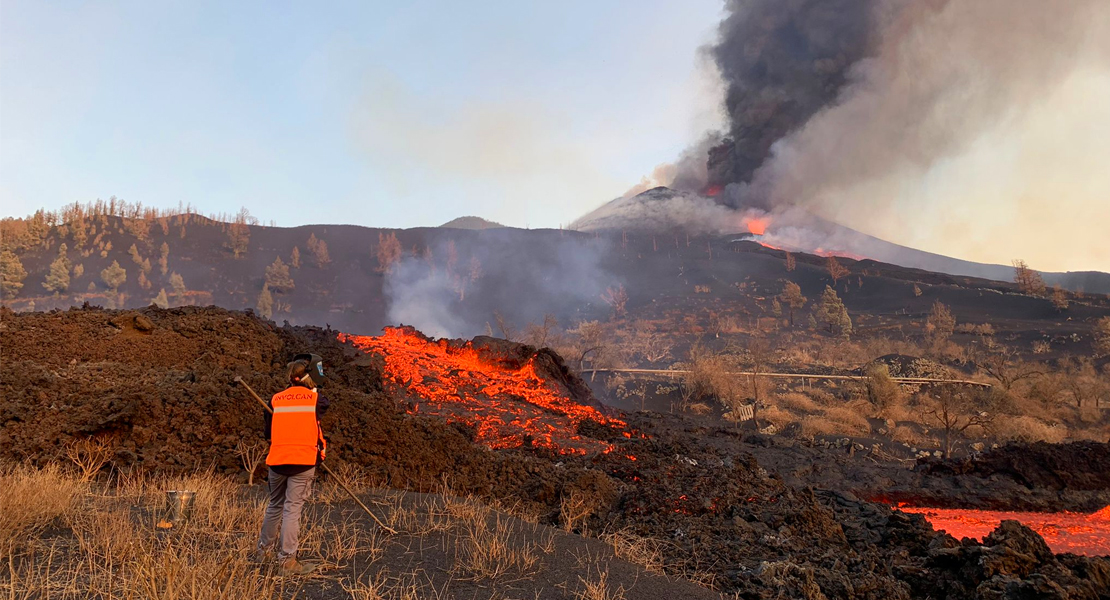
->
[233,376,397,534]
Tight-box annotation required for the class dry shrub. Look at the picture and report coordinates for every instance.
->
[777,392,820,414]
[686,402,712,415]
[800,416,839,438]
[601,529,666,575]
[757,561,826,600]
[0,464,82,556]
[760,405,796,430]
[561,490,600,533]
[64,436,116,481]
[993,416,1069,443]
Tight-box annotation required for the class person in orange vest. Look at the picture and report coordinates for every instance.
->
[254,353,330,575]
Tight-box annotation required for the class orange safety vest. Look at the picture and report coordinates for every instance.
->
[266,386,326,466]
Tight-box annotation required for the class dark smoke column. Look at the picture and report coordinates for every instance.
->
[707,0,881,208]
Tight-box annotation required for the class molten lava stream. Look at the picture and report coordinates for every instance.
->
[338,328,626,455]
[896,505,1110,556]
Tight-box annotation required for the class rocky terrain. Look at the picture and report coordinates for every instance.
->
[3,305,1108,599]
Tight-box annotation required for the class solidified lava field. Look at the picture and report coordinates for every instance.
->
[3,305,1109,599]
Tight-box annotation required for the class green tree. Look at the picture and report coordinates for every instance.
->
[256,284,274,319]
[100,260,127,294]
[152,288,169,308]
[0,249,28,299]
[43,244,72,295]
[264,257,295,292]
[817,285,852,337]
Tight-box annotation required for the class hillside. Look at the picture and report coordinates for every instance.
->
[4,211,1109,356]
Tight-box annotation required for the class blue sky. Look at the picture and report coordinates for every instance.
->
[0,1,725,228]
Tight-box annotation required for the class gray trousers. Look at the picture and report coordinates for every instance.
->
[257,467,315,560]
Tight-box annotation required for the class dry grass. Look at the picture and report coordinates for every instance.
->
[776,392,820,414]
[0,464,82,557]
[993,416,1069,444]
[574,567,627,600]
[760,405,797,430]
[600,529,666,575]
[890,425,934,448]
[453,514,543,582]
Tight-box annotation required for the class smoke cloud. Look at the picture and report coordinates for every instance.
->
[744,0,1110,271]
[615,0,1110,271]
[384,230,615,339]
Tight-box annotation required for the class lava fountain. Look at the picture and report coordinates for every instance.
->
[897,505,1110,556]
[339,326,628,455]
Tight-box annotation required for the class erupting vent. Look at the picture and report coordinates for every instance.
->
[340,327,628,455]
[897,505,1110,556]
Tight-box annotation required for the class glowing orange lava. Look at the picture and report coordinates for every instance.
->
[705,185,722,197]
[813,247,867,261]
[896,505,1110,556]
[339,327,627,455]
[745,217,768,236]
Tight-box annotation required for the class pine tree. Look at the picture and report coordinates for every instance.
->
[0,249,28,299]
[307,233,330,266]
[818,285,852,337]
[159,242,169,275]
[376,231,402,273]
[152,288,169,308]
[43,244,71,295]
[100,260,127,294]
[779,281,807,326]
[256,284,274,319]
[290,246,301,268]
[264,257,295,292]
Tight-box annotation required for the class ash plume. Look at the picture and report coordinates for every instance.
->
[618,0,1110,271]
[706,0,884,206]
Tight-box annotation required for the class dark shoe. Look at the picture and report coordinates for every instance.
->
[280,558,317,575]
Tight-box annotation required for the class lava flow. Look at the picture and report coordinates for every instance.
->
[896,505,1110,556]
[339,327,627,455]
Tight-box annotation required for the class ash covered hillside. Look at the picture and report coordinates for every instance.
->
[3,206,1108,343]
[573,187,1110,294]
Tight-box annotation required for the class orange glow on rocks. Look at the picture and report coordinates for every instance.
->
[339,327,627,455]
[896,505,1110,556]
